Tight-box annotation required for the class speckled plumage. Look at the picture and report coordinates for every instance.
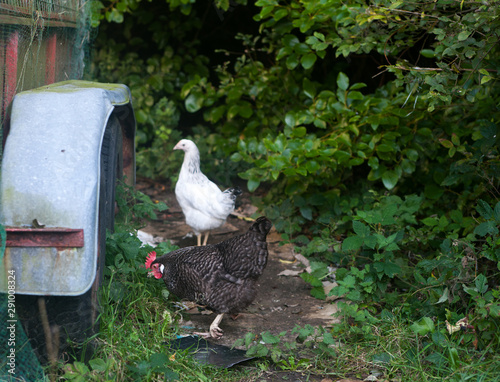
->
[151,217,272,319]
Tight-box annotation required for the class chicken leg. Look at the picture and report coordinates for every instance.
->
[202,232,210,246]
[196,232,210,246]
[193,313,224,339]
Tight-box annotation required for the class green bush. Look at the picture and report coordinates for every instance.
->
[92,0,500,363]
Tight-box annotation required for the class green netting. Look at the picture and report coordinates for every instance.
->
[0,1,96,379]
[0,296,46,381]
[0,0,96,164]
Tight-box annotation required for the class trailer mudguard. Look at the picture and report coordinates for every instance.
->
[0,80,135,295]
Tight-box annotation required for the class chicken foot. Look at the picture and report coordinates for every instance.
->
[193,313,224,339]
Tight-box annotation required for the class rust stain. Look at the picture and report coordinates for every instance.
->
[5,228,84,248]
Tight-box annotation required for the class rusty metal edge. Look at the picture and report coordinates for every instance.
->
[5,228,84,248]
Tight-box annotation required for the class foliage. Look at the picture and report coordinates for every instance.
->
[114,180,168,231]
[88,0,500,378]
[234,325,337,366]
[90,0,250,185]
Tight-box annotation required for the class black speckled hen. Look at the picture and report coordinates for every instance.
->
[145,216,272,339]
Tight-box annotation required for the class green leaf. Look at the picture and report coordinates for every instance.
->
[353,221,370,237]
[420,49,435,58]
[439,139,453,148]
[382,170,399,190]
[424,184,444,200]
[448,347,460,369]
[300,206,313,220]
[434,287,449,304]
[283,34,299,48]
[457,30,471,41]
[421,217,438,227]
[89,358,107,372]
[488,303,500,317]
[476,200,493,219]
[303,78,316,99]
[238,102,253,118]
[475,274,488,294]
[342,236,363,251]
[337,72,349,91]
[410,317,435,335]
[474,221,499,237]
[247,179,261,192]
[293,126,307,138]
[481,75,492,85]
[494,202,500,223]
[300,272,322,287]
[261,331,280,344]
[310,286,326,300]
[373,261,401,278]
[301,53,317,69]
[273,8,288,21]
[284,113,296,127]
[286,54,299,70]
[184,92,204,113]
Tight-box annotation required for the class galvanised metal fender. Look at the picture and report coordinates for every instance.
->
[0,80,135,296]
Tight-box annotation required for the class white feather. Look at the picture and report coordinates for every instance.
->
[174,139,240,237]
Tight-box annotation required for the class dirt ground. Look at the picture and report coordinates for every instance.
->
[136,179,343,380]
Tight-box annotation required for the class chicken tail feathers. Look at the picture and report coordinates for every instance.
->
[251,216,272,236]
[223,186,242,201]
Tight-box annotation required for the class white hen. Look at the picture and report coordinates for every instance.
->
[174,139,241,246]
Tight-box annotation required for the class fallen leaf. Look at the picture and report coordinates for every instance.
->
[294,253,310,268]
[322,281,339,302]
[277,269,303,277]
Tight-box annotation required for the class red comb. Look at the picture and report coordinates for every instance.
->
[145,251,157,269]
